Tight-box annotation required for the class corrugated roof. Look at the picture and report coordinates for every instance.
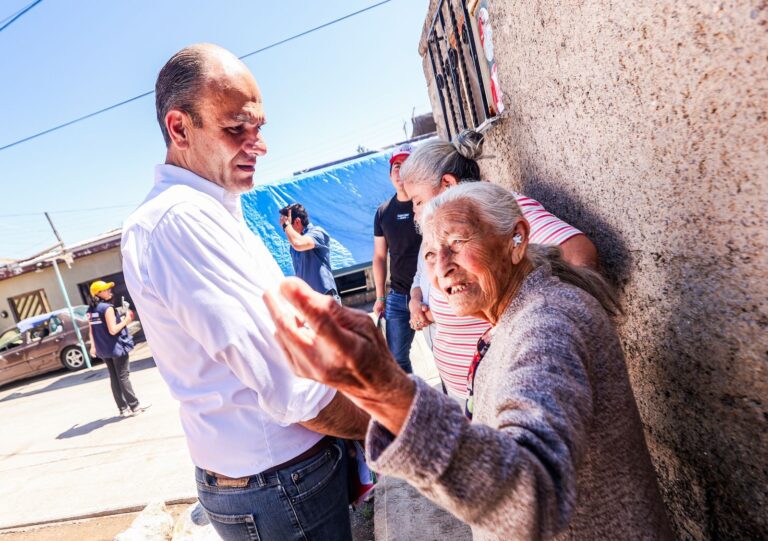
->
[0,229,121,281]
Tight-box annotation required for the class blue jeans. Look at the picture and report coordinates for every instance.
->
[196,439,352,540]
[385,289,414,373]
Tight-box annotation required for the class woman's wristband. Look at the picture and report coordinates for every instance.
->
[376,296,386,302]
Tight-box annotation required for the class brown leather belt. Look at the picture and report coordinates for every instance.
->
[205,437,333,488]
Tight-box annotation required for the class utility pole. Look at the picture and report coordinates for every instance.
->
[44,212,63,244]
[44,212,91,368]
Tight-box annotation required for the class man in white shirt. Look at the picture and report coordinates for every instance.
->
[121,44,368,541]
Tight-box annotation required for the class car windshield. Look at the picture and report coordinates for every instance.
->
[0,328,23,350]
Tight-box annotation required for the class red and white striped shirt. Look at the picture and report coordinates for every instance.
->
[430,192,582,398]
[516,194,583,246]
[429,290,492,397]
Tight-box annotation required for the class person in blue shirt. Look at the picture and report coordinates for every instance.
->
[86,280,148,417]
[279,204,341,304]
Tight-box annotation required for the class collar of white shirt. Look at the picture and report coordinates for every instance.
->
[154,163,244,221]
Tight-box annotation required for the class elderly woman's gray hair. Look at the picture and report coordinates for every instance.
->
[421,182,621,316]
[400,129,484,187]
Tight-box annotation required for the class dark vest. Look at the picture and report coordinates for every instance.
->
[87,302,134,358]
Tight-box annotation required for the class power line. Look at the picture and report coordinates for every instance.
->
[0,204,139,218]
[0,0,43,33]
[0,91,155,152]
[238,0,391,61]
[0,5,24,25]
[0,0,392,153]
[50,203,139,215]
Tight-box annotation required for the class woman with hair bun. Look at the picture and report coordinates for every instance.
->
[400,129,598,399]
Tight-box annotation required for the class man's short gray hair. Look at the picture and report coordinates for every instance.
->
[155,47,208,146]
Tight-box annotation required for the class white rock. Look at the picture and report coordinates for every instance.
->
[171,502,221,541]
[114,500,174,541]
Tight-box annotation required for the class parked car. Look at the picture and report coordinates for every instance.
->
[0,309,93,387]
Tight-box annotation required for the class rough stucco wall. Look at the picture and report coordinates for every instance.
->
[420,1,767,539]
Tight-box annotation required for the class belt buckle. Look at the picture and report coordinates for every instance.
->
[207,470,250,488]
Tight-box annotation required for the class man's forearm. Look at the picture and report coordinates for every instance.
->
[300,392,370,440]
[372,257,387,297]
[284,227,315,252]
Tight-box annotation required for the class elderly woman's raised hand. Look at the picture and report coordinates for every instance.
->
[263,278,382,389]
[264,279,416,434]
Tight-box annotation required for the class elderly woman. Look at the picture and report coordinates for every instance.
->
[264,182,671,540]
[402,129,598,399]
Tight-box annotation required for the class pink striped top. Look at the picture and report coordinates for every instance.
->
[430,193,582,398]
[516,193,582,246]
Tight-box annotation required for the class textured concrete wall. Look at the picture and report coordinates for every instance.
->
[420,1,767,539]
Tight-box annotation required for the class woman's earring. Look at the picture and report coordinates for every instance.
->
[513,234,522,246]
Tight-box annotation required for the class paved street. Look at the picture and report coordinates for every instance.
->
[0,342,195,530]
[0,326,439,532]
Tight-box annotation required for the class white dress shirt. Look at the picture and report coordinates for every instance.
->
[121,164,336,477]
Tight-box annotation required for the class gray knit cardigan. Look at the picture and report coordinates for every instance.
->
[367,266,672,540]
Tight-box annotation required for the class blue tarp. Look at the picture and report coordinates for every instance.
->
[241,151,397,276]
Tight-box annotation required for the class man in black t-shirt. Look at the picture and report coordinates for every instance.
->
[373,143,421,373]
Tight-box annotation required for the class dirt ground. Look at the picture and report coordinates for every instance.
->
[350,500,375,541]
[0,503,190,541]
[0,502,374,541]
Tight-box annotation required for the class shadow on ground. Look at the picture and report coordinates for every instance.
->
[56,415,128,439]
[0,357,156,404]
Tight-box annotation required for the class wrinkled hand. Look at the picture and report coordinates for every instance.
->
[264,278,399,397]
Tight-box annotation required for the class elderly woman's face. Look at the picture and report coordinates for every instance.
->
[422,203,508,319]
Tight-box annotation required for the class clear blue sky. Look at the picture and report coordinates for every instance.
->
[0,0,432,258]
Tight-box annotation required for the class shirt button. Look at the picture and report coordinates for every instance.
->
[291,473,299,482]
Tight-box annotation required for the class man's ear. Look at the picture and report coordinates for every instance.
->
[166,109,191,149]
